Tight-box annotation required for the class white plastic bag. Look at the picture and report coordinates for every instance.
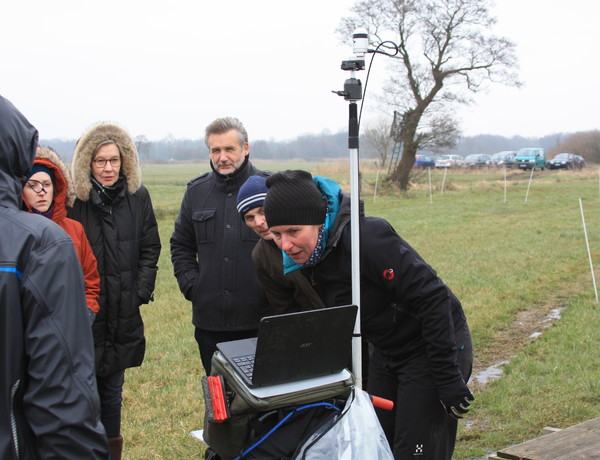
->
[293,388,394,460]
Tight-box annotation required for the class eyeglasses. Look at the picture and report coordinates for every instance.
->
[93,158,121,168]
[27,180,52,194]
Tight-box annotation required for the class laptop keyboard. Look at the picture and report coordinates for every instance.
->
[232,354,254,380]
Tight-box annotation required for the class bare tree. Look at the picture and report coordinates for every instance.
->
[134,135,151,160]
[363,116,394,168]
[548,130,600,163]
[339,0,520,189]
[162,133,178,161]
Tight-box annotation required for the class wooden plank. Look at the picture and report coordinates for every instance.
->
[496,417,600,460]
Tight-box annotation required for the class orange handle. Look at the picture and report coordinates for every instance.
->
[369,394,394,411]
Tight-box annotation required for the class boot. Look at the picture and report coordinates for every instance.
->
[107,435,123,460]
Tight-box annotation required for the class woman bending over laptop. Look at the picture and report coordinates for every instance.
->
[260,170,473,460]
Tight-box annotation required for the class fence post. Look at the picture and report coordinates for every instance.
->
[525,168,534,204]
[580,198,598,303]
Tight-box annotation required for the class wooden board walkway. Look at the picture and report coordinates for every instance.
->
[489,416,600,459]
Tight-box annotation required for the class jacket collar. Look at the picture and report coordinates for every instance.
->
[211,155,254,188]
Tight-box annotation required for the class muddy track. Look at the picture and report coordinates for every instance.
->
[469,301,565,392]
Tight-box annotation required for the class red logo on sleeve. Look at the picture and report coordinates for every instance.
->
[383,269,395,280]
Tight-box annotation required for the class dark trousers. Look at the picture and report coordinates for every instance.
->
[194,327,258,375]
[367,326,473,460]
[97,370,126,438]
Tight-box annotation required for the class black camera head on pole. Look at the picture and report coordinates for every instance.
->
[343,78,363,101]
[331,76,362,101]
[341,59,365,72]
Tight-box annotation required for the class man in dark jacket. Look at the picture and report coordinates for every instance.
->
[0,95,108,458]
[263,170,474,460]
[170,117,270,375]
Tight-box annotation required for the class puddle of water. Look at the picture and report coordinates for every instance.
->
[472,360,509,385]
[472,307,564,387]
[529,308,563,339]
[543,308,563,322]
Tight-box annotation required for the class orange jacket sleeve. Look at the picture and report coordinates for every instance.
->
[60,219,101,314]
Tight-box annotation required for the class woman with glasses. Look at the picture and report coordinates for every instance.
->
[69,122,161,460]
[21,146,100,323]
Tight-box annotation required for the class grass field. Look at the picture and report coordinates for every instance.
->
[121,161,600,459]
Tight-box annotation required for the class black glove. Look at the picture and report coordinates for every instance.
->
[440,387,474,420]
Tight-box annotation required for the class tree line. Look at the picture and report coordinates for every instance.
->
[40,129,599,167]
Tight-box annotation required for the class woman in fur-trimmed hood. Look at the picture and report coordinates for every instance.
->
[71,122,143,200]
[68,122,161,458]
[22,146,100,318]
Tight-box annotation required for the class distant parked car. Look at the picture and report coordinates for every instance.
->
[515,147,545,170]
[547,153,576,170]
[435,154,464,168]
[414,154,436,169]
[489,151,516,168]
[464,154,492,169]
[574,155,586,170]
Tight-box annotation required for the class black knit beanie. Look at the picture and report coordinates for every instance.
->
[264,170,326,227]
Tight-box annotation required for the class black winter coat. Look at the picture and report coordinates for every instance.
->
[300,192,470,397]
[170,159,270,331]
[68,122,161,378]
[253,237,325,314]
[69,184,161,377]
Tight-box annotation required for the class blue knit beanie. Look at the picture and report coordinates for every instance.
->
[26,163,55,185]
[237,175,268,219]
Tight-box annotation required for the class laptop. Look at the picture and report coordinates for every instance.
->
[216,304,357,388]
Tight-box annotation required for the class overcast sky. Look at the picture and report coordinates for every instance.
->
[2,0,598,143]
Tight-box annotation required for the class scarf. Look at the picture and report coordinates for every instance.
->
[301,224,326,268]
[32,203,55,220]
[91,175,125,205]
